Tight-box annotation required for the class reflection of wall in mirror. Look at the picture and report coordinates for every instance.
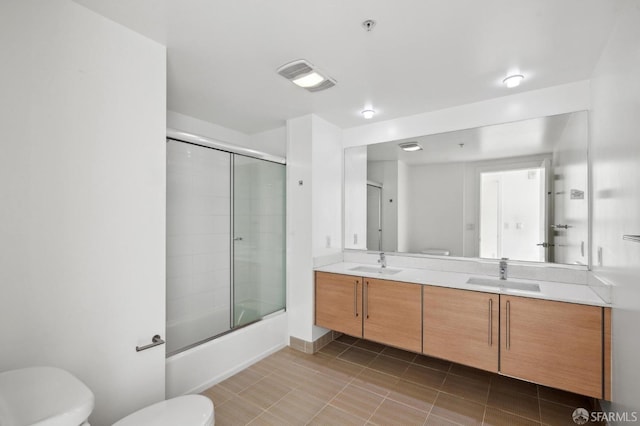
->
[551,112,588,265]
[344,146,367,249]
[405,163,464,256]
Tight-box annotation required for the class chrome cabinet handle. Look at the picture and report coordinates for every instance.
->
[488,298,493,346]
[136,335,165,352]
[506,301,511,350]
[354,280,359,317]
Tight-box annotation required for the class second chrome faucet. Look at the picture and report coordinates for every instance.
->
[378,252,387,269]
[499,258,508,280]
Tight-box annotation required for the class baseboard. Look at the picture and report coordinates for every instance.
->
[289,330,339,354]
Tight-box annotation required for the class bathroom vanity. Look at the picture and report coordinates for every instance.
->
[314,264,611,400]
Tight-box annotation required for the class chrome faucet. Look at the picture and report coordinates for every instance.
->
[499,258,508,280]
[378,252,387,269]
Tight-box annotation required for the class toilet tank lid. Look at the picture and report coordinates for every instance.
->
[113,395,214,426]
[0,366,94,426]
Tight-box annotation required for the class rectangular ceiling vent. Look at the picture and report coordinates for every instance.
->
[277,60,314,80]
[277,59,336,92]
[307,79,336,92]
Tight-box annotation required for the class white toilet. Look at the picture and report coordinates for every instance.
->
[0,367,214,426]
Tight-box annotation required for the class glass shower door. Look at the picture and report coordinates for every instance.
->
[233,155,286,327]
[166,140,232,354]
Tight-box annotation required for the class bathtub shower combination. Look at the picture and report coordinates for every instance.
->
[166,137,286,355]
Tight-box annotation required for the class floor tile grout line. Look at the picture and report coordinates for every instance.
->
[380,387,434,417]
[306,375,361,426]
[364,392,388,425]
[481,403,488,425]
[537,384,543,424]
[311,375,370,425]
[489,406,546,425]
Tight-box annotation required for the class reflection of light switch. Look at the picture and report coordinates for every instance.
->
[570,189,585,199]
[325,236,331,248]
[466,223,475,231]
[353,234,358,245]
[516,222,523,230]
[597,247,603,266]
[504,223,510,230]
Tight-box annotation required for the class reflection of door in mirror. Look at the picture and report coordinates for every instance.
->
[366,184,382,251]
[479,167,548,262]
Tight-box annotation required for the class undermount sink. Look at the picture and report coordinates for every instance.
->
[466,277,541,292]
[349,266,402,275]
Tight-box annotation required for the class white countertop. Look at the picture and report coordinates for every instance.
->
[315,262,609,307]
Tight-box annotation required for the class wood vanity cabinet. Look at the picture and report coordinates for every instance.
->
[423,286,499,373]
[315,271,608,399]
[363,277,422,353]
[500,295,603,398]
[315,272,422,351]
[315,272,363,337]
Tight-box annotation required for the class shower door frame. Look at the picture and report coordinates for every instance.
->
[166,129,286,357]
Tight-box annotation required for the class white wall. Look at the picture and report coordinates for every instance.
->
[286,115,315,342]
[405,163,465,255]
[551,111,589,265]
[589,0,640,416]
[167,110,286,158]
[0,1,166,425]
[249,126,287,159]
[344,146,367,250]
[397,161,410,252]
[312,116,343,259]
[287,114,343,343]
[343,81,590,148]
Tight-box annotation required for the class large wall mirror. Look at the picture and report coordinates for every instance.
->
[344,111,589,266]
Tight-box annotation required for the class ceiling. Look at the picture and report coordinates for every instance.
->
[366,112,581,165]
[74,0,621,134]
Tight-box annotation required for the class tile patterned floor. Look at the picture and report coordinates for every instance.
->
[201,335,599,425]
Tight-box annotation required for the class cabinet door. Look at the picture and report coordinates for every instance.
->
[315,272,362,337]
[423,286,498,372]
[364,278,421,352]
[500,295,603,398]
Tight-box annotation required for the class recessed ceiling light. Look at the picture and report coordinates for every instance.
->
[277,59,336,92]
[361,109,375,119]
[503,74,524,88]
[398,141,422,152]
